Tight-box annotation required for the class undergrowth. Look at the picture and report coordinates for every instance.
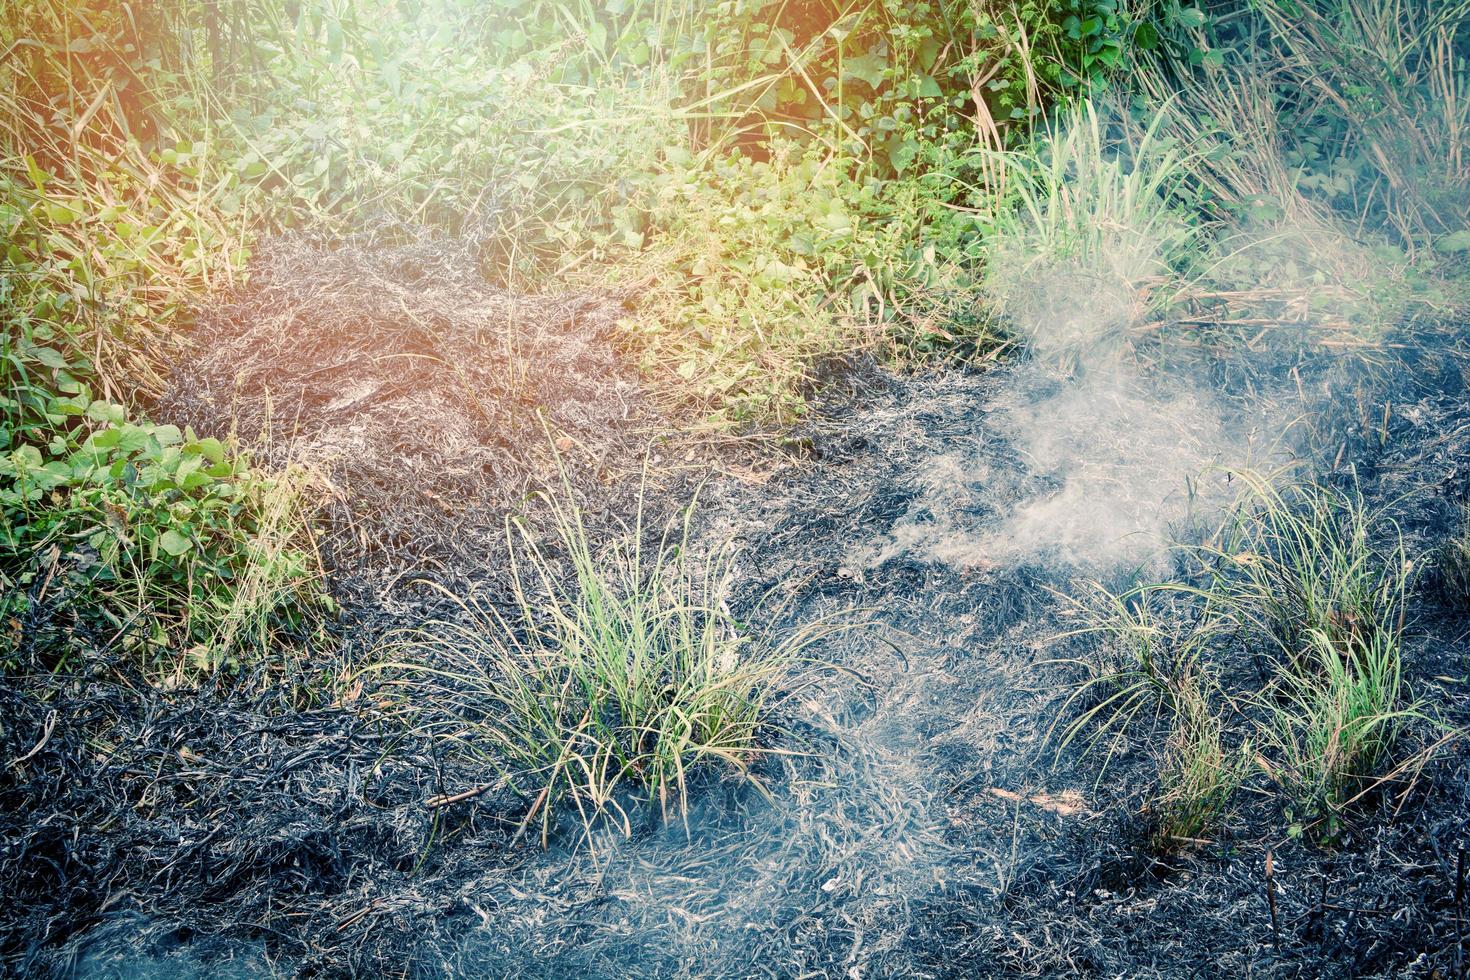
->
[156,0,1204,426]
[1,0,323,681]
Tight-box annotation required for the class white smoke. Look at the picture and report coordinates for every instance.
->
[858,101,1290,576]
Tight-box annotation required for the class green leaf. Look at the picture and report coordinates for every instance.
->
[151,424,183,446]
[88,428,122,450]
[159,528,194,557]
[23,155,48,190]
[890,139,919,174]
[36,461,71,489]
[193,437,227,464]
[841,53,888,90]
[27,346,70,370]
[45,201,83,225]
[87,401,126,424]
[117,428,154,455]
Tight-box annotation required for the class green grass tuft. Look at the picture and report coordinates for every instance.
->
[381,479,824,845]
[1061,473,1432,846]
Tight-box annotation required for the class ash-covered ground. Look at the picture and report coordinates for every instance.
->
[3,233,1469,978]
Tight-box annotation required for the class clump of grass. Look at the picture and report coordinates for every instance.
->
[1153,675,1245,846]
[1204,474,1410,671]
[1056,581,1211,758]
[385,482,819,845]
[1057,580,1246,846]
[1209,479,1423,836]
[1060,472,1427,846]
[1258,624,1413,836]
[982,98,1197,361]
[1211,479,1417,831]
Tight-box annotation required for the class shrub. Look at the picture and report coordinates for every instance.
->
[1134,0,1470,253]
[210,7,686,284]
[698,0,1174,171]
[1253,0,1470,245]
[0,389,322,676]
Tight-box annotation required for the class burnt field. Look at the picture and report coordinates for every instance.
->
[6,2,1470,977]
[3,228,1469,977]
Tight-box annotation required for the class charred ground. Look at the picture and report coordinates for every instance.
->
[2,236,1468,976]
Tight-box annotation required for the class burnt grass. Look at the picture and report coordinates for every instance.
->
[3,235,1470,977]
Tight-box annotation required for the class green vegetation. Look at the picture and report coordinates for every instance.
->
[0,0,1207,678]
[125,0,1214,425]
[1154,674,1245,845]
[1211,478,1419,833]
[1064,475,1430,845]
[981,98,1197,361]
[1,0,321,679]
[1129,0,1470,338]
[382,483,820,843]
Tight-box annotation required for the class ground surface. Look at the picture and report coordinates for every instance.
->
[3,236,1469,978]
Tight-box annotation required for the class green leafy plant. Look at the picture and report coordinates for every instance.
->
[1,0,321,680]
[615,137,1004,425]
[0,384,322,676]
[213,6,687,284]
[700,0,1156,172]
